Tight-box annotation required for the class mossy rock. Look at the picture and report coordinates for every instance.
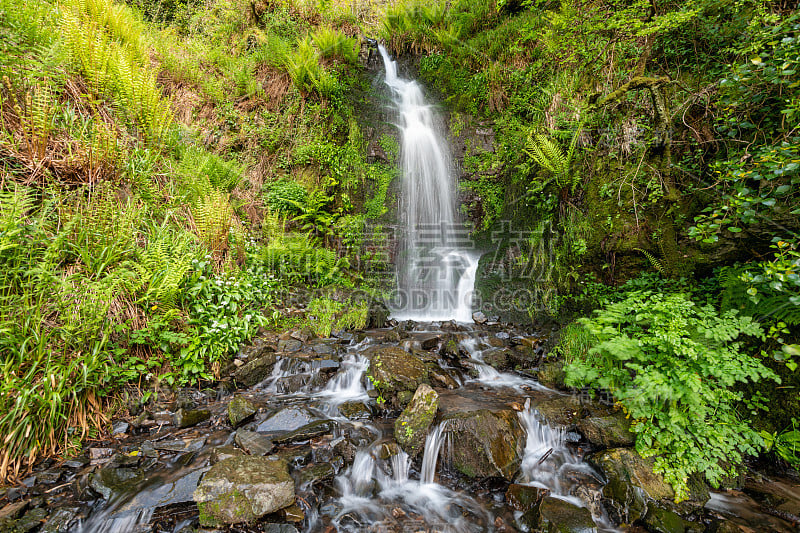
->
[228,396,257,428]
[234,353,277,387]
[193,456,294,526]
[577,412,635,448]
[588,448,708,524]
[365,346,428,404]
[538,360,566,389]
[441,408,525,480]
[537,496,597,533]
[395,384,439,457]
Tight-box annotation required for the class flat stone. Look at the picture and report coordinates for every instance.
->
[273,420,334,445]
[210,445,245,464]
[228,396,257,427]
[193,455,294,526]
[338,401,372,420]
[234,352,277,387]
[112,421,129,436]
[235,430,274,456]
[277,339,303,352]
[0,501,28,521]
[256,407,317,434]
[472,311,487,324]
[155,437,206,453]
[15,507,47,533]
[39,507,80,533]
[116,468,208,514]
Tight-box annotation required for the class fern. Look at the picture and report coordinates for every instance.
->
[635,247,665,275]
[524,119,585,193]
[190,189,233,257]
[129,225,196,311]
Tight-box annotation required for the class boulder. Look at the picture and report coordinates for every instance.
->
[588,448,709,524]
[211,445,245,464]
[418,334,441,350]
[228,396,257,428]
[534,397,585,427]
[338,401,372,420]
[536,496,597,533]
[482,347,513,370]
[272,420,334,445]
[234,430,274,456]
[538,360,566,389]
[173,408,210,428]
[365,346,428,406]
[234,353,277,387]
[472,311,487,324]
[395,385,439,457]
[194,455,295,526]
[441,409,525,480]
[577,412,635,448]
[506,484,549,512]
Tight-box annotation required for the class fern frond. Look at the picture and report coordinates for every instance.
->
[634,248,665,275]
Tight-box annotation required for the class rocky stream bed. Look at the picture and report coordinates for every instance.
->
[2,321,800,533]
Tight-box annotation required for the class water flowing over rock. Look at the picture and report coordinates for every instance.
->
[378,45,479,322]
[394,384,438,457]
[440,409,525,479]
[193,455,295,526]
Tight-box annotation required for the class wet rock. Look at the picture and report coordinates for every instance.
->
[537,360,566,389]
[428,363,460,389]
[273,420,334,445]
[115,467,208,514]
[156,437,206,453]
[0,501,28,526]
[588,448,709,523]
[262,524,300,533]
[482,347,513,370]
[338,401,372,420]
[36,470,61,484]
[365,346,428,405]
[112,421,129,436]
[440,338,461,360]
[89,447,113,462]
[395,384,439,457]
[239,338,275,360]
[14,507,46,533]
[276,374,310,394]
[257,407,317,434]
[90,463,144,500]
[506,484,548,512]
[277,339,303,352]
[211,445,245,464]
[282,504,304,522]
[290,328,314,343]
[235,430,274,456]
[234,353,277,387]
[441,409,525,480]
[473,311,487,324]
[228,396,257,427]
[534,397,585,427]
[536,496,596,532]
[152,410,173,425]
[577,412,635,448]
[173,408,211,428]
[418,334,441,350]
[643,501,692,533]
[63,457,89,469]
[193,455,295,526]
[299,462,336,486]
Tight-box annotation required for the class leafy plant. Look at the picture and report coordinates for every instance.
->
[565,290,778,500]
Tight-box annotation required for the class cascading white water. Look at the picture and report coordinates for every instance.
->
[379,45,479,323]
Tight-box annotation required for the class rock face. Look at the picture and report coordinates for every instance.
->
[588,448,709,524]
[234,353,277,387]
[365,346,428,405]
[441,409,525,480]
[395,384,439,456]
[194,456,295,526]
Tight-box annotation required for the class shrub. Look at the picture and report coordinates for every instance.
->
[265,178,309,214]
[565,290,778,500]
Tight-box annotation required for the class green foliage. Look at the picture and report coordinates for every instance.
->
[265,178,309,214]
[254,232,348,287]
[310,26,358,64]
[565,290,778,500]
[761,418,800,469]
[524,118,584,193]
[306,296,368,337]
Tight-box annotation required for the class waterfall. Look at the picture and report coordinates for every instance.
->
[378,45,479,322]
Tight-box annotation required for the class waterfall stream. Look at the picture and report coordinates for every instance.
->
[379,45,479,322]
